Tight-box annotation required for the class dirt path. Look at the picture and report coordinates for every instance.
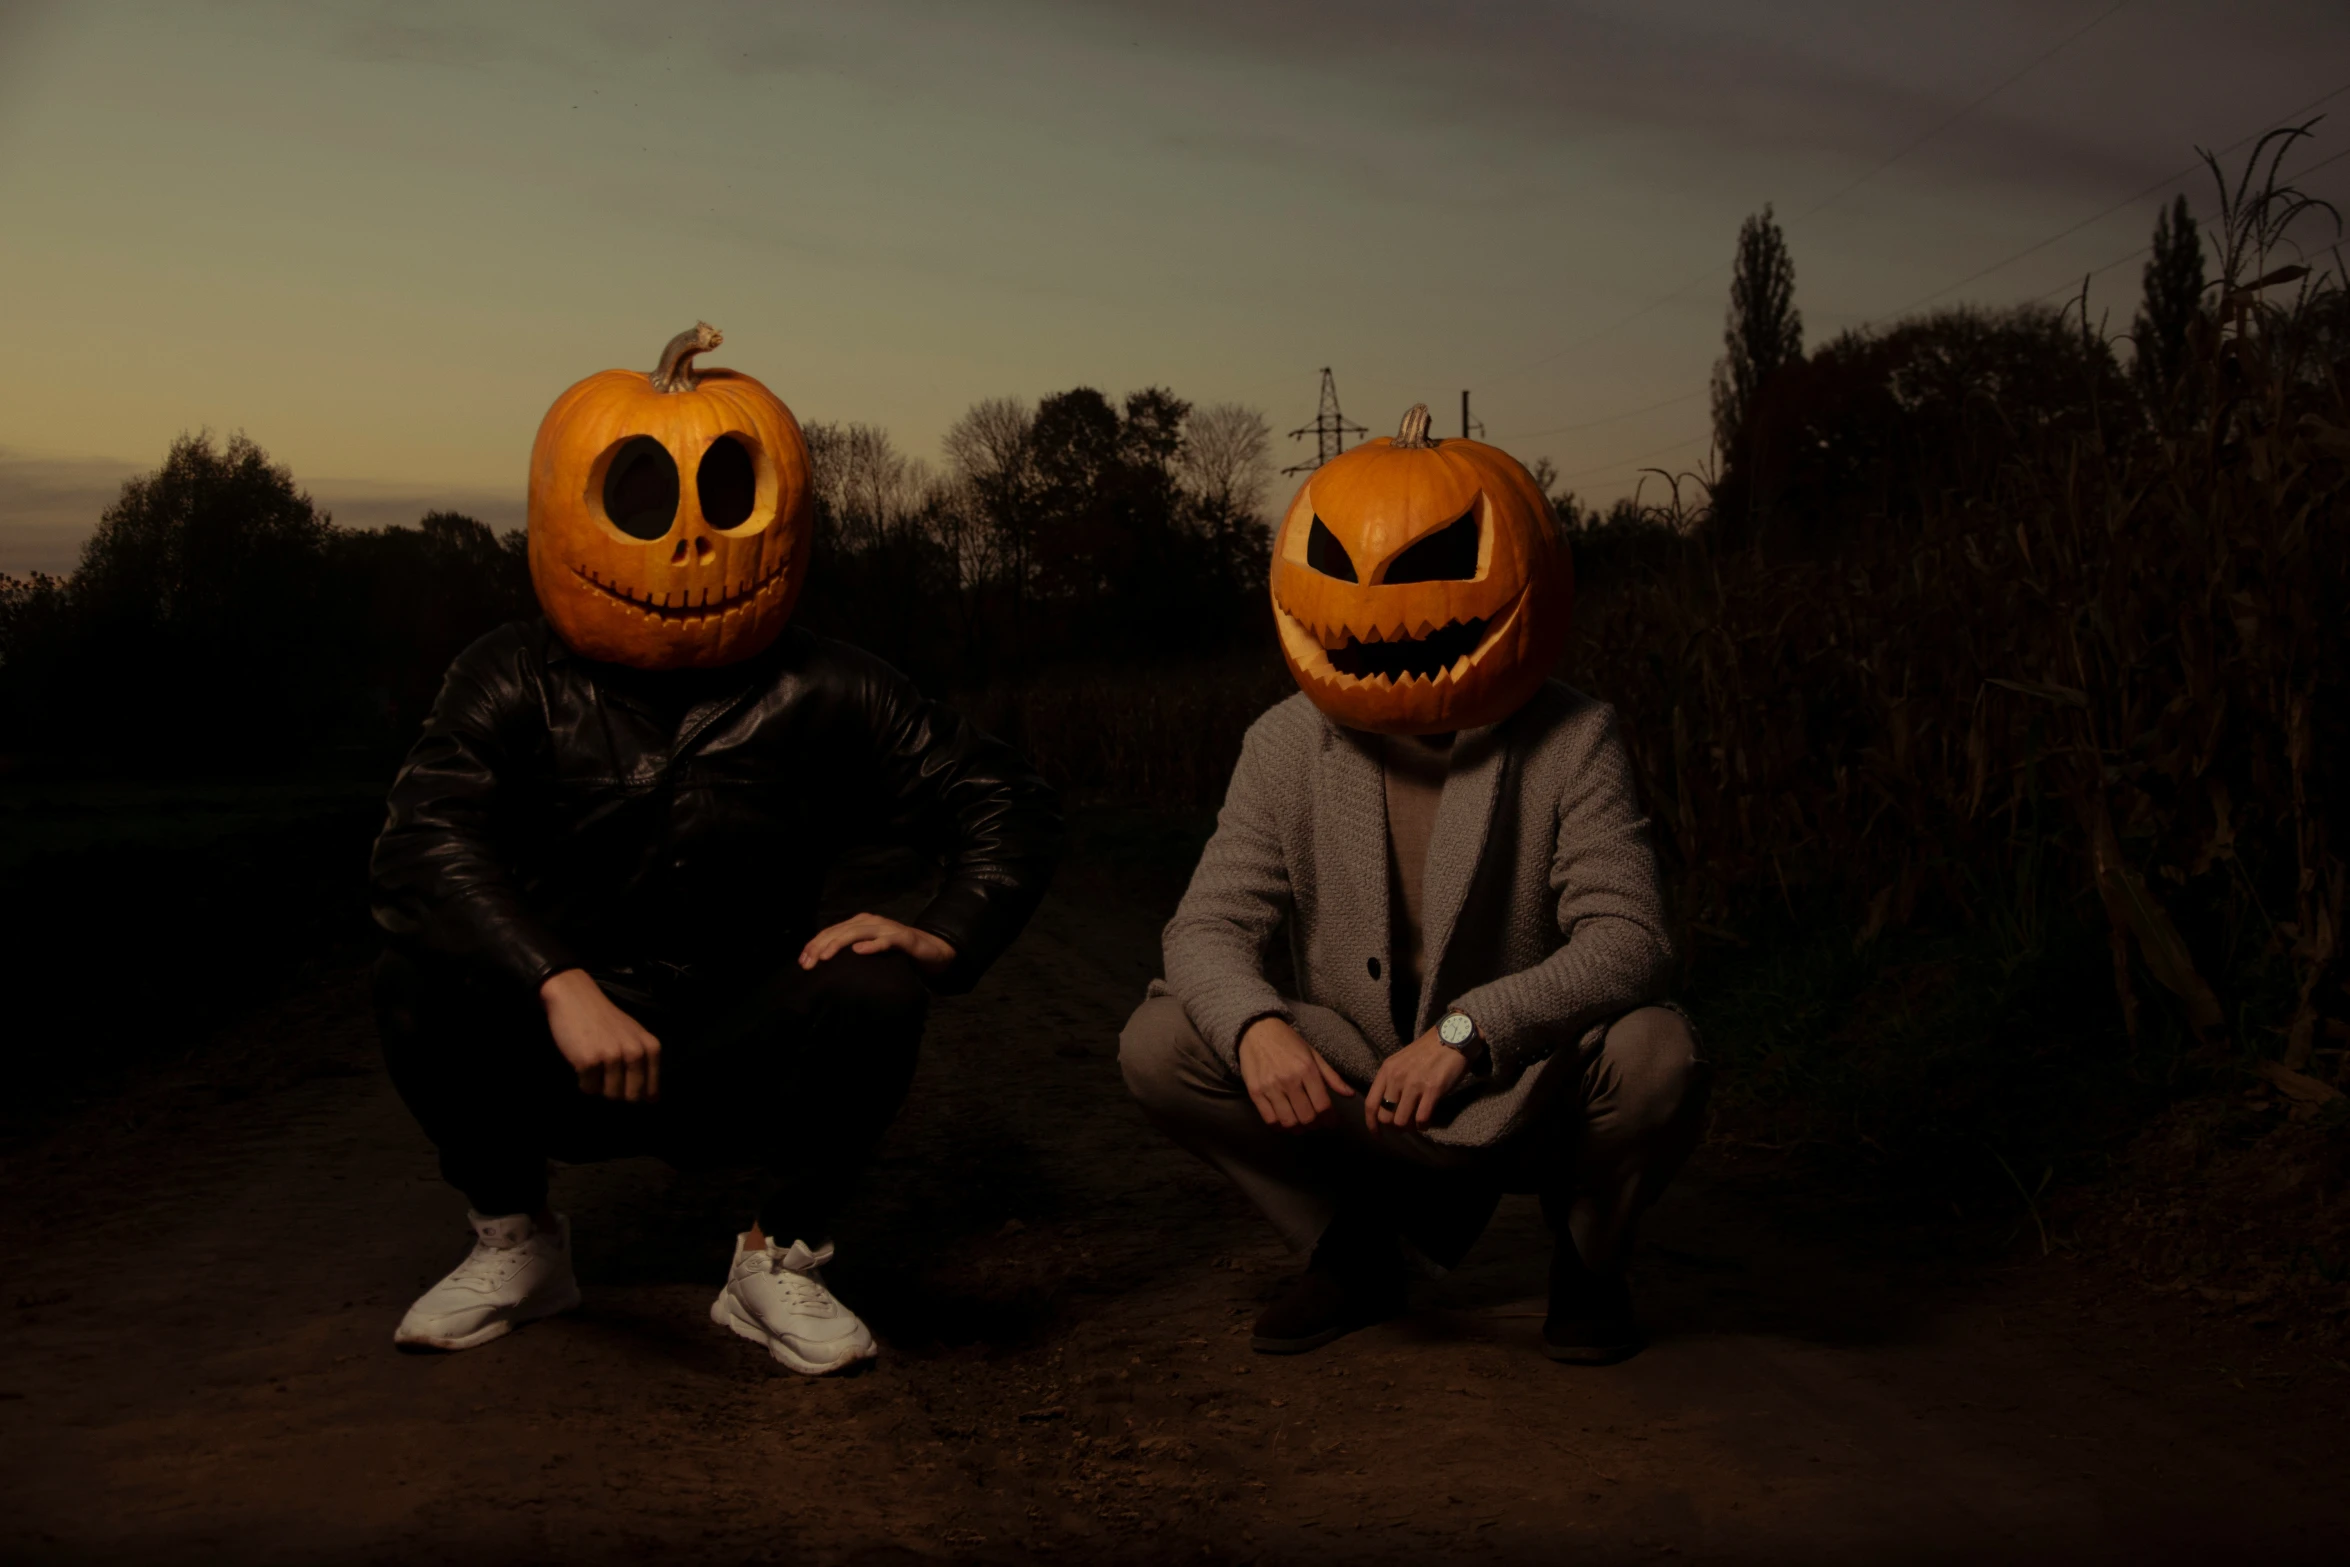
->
[3,829,2346,1565]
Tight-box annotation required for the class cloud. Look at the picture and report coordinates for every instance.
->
[996,0,2349,201]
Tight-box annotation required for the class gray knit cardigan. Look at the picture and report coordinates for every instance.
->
[1158,681,1674,1149]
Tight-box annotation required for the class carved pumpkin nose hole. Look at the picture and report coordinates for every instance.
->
[1382,507,1481,584]
[670,538,689,565]
[697,435,758,530]
[1307,516,1357,582]
[601,436,679,540]
[694,536,714,562]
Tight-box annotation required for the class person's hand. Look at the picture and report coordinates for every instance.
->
[1237,1015,1355,1131]
[1366,1031,1469,1132]
[540,968,662,1102]
[799,912,956,977]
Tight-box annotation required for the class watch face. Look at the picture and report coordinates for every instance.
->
[1439,1012,1474,1046]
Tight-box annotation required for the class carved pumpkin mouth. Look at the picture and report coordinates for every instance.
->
[1274,589,1527,691]
[571,553,791,622]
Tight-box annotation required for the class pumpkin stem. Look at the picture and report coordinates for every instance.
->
[650,322,724,393]
[1393,403,1437,449]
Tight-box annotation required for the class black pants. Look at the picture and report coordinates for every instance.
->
[375,946,928,1242]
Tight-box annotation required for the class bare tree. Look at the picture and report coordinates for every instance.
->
[943,398,1034,491]
[804,420,929,552]
[1177,402,1273,523]
[942,396,1038,665]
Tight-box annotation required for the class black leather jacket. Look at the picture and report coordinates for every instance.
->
[370,619,1061,997]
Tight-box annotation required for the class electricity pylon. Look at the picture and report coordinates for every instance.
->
[1283,368,1370,475]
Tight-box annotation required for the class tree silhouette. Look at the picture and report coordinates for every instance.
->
[2132,193,2206,406]
[1177,403,1275,594]
[1711,203,1804,473]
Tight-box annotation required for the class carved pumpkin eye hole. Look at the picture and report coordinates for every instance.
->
[697,435,758,531]
[1306,516,1358,582]
[602,436,679,541]
[1381,507,1481,584]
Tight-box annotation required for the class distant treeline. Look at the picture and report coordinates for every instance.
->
[0,386,1287,771]
[4,271,2341,785]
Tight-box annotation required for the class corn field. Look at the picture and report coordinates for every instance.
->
[1007,142,2348,1081]
[1577,149,2347,1073]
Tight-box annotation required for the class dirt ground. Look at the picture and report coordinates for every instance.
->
[3,823,2348,1566]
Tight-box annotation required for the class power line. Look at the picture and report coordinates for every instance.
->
[1548,433,1712,488]
[1500,387,1708,443]
[1483,2,2132,390]
[1501,87,2350,467]
[2027,142,2350,303]
[1866,78,2350,322]
[1795,0,2133,224]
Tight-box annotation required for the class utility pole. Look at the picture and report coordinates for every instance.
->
[1283,368,1370,475]
[1460,390,1486,441]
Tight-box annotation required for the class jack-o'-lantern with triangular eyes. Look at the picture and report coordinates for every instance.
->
[527,323,813,669]
[1269,403,1573,735]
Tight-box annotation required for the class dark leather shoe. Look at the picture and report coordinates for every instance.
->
[1544,1247,1641,1365]
[1251,1216,1406,1355]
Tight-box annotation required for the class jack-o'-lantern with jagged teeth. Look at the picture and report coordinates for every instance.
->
[1269,403,1573,735]
[527,322,813,669]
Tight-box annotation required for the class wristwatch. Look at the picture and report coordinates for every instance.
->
[1437,1009,1487,1070]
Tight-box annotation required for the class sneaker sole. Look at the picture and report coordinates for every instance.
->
[710,1290,875,1376]
[394,1279,582,1352]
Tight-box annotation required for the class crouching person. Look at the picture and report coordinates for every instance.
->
[1121,406,1704,1362]
[371,328,1059,1372]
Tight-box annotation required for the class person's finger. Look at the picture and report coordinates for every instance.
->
[643,1037,661,1101]
[1315,1055,1356,1097]
[810,918,893,964]
[1285,1080,1323,1129]
[803,917,868,966]
[1249,1089,1282,1127]
[1302,1068,1332,1117]
[620,1048,646,1103]
[578,1063,603,1098]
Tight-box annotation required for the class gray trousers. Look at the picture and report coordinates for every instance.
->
[1119,997,1708,1273]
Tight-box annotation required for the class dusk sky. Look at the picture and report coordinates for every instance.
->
[3,0,2345,574]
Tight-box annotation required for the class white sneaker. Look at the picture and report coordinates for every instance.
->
[393,1210,581,1350]
[709,1233,877,1375]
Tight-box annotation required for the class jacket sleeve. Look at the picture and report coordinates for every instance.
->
[1159,713,1298,1069]
[369,642,580,993]
[1446,705,1675,1081]
[863,668,1063,996]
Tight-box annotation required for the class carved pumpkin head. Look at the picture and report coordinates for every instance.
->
[1269,404,1572,736]
[527,323,813,669]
